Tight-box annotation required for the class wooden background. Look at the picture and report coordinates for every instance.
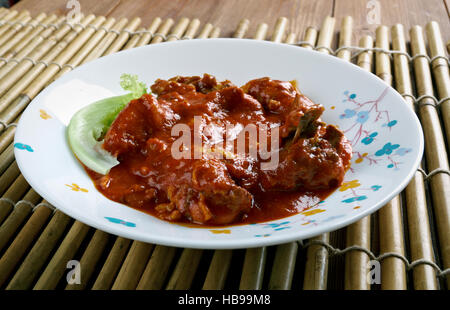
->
[11,0,450,45]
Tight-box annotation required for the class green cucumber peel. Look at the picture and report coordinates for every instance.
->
[67,74,148,175]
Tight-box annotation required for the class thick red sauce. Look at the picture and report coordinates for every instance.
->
[84,74,352,227]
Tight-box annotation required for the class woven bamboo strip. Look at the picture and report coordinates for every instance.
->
[166,249,203,290]
[0,7,8,19]
[426,22,450,151]
[268,242,298,289]
[65,230,110,290]
[197,23,213,39]
[266,29,304,291]
[183,18,201,39]
[103,17,141,55]
[0,188,41,253]
[0,15,66,79]
[166,17,190,42]
[82,17,129,63]
[202,249,233,290]
[33,220,90,289]
[210,27,221,38]
[239,21,290,290]
[0,12,42,53]
[91,237,132,290]
[0,120,16,154]
[270,17,287,43]
[233,18,249,39]
[123,17,163,50]
[0,174,30,224]
[344,36,373,290]
[150,18,174,44]
[5,209,70,289]
[0,10,25,38]
[0,13,51,58]
[392,24,438,290]
[285,32,297,44]
[136,245,178,289]
[111,241,154,290]
[51,17,117,80]
[24,15,105,99]
[0,162,20,199]
[239,247,267,289]
[0,15,101,130]
[375,25,407,290]
[327,16,353,290]
[303,16,335,291]
[0,201,53,288]
[0,11,32,48]
[0,142,13,174]
[410,25,450,285]
[111,19,195,289]
[300,27,318,49]
[254,23,268,40]
[0,14,91,114]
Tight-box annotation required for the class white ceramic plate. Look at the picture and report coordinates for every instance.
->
[14,39,423,249]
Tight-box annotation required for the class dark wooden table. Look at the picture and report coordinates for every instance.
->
[12,0,450,44]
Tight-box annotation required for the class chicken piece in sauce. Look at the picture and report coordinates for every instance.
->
[89,74,351,226]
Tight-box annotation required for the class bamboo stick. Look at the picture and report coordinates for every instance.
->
[270,17,288,43]
[0,15,66,79]
[375,25,407,290]
[254,23,268,40]
[0,10,25,38]
[392,24,438,290]
[0,15,102,131]
[233,18,249,39]
[410,25,450,286]
[0,13,52,58]
[0,14,90,113]
[202,249,233,290]
[122,17,162,50]
[0,174,30,224]
[239,247,267,289]
[0,11,32,48]
[133,17,164,47]
[5,209,70,289]
[426,22,450,152]
[65,230,110,290]
[300,27,318,49]
[136,245,178,290]
[2,202,64,289]
[33,220,90,289]
[337,16,353,60]
[111,241,154,290]
[166,17,189,42]
[150,18,174,44]
[210,27,221,38]
[285,32,297,44]
[268,242,298,289]
[82,17,128,63]
[0,12,41,54]
[303,16,335,291]
[91,237,131,290]
[51,17,117,81]
[0,188,41,252]
[0,161,20,199]
[0,7,8,19]
[182,18,201,40]
[197,23,213,39]
[103,17,141,55]
[0,142,13,174]
[0,202,53,288]
[344,36,373,290]
[166,248,203,290]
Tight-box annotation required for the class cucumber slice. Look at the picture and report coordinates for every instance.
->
[67,74,148,175]
[67,94,133,175]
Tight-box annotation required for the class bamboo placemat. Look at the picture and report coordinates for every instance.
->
[0,8,448,290]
